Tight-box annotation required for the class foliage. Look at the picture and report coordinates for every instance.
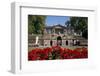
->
[28,46,88,61]
[65,17,88,39]
[28,15,46,34]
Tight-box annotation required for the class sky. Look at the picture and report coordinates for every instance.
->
[45,16,70,26]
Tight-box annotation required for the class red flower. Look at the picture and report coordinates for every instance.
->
[43,47,52,54]
[72,50,81,58]
[28,49,38,60]
[81,47,88,58]
[38,51,48,60]
[28,46,88,61]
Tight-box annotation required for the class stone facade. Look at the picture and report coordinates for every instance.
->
[28,24,87,47]
[45,24,74,35]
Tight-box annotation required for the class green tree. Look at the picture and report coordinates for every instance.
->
[28,15,46,34]
[65,17,88,39]
[65,20,70,27]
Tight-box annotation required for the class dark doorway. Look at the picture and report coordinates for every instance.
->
[66,40,68,45]
[50,40,53,46]
[57,36,62,46]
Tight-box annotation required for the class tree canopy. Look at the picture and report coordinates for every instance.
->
[28,15,46,34]
[65,17,88,39]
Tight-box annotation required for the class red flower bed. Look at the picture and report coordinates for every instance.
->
[28,46,88,61]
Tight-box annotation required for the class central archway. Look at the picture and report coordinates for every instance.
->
[57,36,62,46]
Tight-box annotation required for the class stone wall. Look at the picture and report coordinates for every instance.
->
[28,35,88,47]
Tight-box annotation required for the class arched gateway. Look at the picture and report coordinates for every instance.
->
[57,36,62,46]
